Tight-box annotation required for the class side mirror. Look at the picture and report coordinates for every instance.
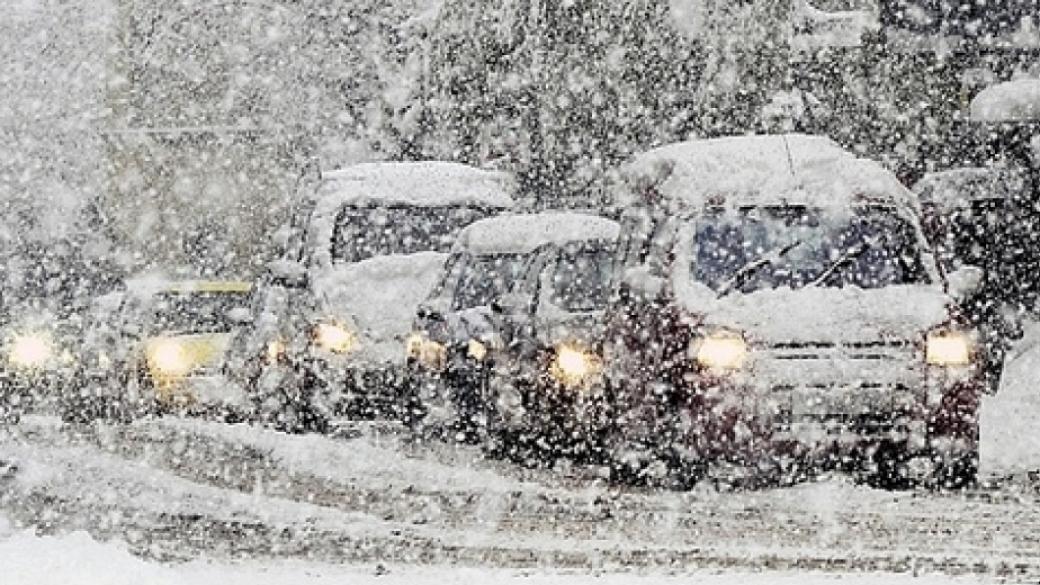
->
[267,259,309,289]
[947,265,984,301]
[227,307,253,325]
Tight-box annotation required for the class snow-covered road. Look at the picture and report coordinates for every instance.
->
[1,412,1039,584]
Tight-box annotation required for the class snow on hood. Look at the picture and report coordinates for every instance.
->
[673,278,952,344]
[455,212,620,255]
[311,252,446,343]
[623,134,915,214]
[970,78,1040,123]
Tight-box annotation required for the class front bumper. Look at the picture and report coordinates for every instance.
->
[406,349,492,428]
[489,358,612,457]
[614,372,981,465]
[0,367,70,413]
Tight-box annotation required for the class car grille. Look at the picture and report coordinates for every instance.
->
[750,340,920,390]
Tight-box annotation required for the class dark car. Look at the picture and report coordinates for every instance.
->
[404,212,618,443]
[481,221,619,464]
[603,134,987,490]
[914,167,1039,393]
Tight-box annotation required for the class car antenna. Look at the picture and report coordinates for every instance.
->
[782,135,796,179]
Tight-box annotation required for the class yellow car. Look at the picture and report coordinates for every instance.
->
[66,280,253,421]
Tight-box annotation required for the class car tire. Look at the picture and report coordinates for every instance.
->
[930,448,979,491]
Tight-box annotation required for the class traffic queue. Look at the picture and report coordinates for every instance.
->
[5,132,1036,491]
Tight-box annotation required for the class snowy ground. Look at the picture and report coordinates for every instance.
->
[1,328,1040,584]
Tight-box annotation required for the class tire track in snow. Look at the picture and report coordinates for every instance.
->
[2,419,1040,580]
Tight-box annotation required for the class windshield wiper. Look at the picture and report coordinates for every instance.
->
[807,242,870,288]
[716,240,802,298]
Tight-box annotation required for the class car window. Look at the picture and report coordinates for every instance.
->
[690,206,928,293]
[330,205,486,263]
[547,242,616,313]
[452,253,528,311]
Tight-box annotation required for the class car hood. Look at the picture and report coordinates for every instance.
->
[675,284,952,344]
[311,252,447,343]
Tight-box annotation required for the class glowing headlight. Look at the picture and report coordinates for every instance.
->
[406,332,447,370]
[549,344,601,388]
[9,333,54,369]
[265,339,287,364]
[694,332,748,371]
[467,339,487,361]
[313,323,357,354]
[926,331,971,366]
[148,341,192,378]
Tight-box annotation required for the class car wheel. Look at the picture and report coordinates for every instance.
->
[930,448,978,491]
[865,441,916,490]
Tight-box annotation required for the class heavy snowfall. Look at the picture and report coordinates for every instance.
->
[3,1,1040,583]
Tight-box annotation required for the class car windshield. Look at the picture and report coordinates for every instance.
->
[452,253,528,310]
[149,291,250,335]
[331,205,487,263]
[691,206,928,294]
[547,243,616,312]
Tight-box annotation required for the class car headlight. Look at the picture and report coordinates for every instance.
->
[147,340,193,378]
[693,331,748,371]
[406,332,447,370]
[467,339,487,361]
[926,330,972,366]
[9,333,54,369]
[265,339,287,364]
[549,343,601,388]
[313,323,358,354]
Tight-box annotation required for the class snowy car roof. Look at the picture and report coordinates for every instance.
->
[970,79,1040,123]
[454,212,620,255]
[913,167,1026,209]
[621,134,915,213]
[313,161,517,211]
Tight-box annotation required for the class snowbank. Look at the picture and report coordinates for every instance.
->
[454,212,620,255]
[623,135,914,213]
[980,321,1040,478]
[970,78,1040,124]
[0,515,985,585]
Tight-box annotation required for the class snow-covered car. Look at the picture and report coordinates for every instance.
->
[480,216,620,463]
[246,161,516,433]
[914,167,1039,392]
[62,280,253,421]
[404,212,618,442]
[603,134,986,489]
